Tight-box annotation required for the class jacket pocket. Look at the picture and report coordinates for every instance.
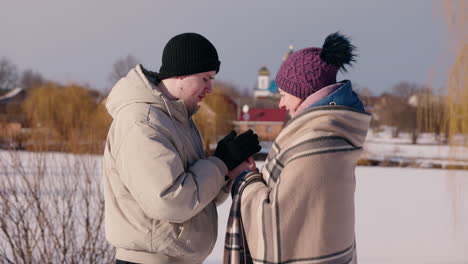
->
[150,219,193,257]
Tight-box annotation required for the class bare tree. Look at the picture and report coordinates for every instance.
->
[0,57,19,93]
[391,81,419,98]
[416,86,448,142]
[353,83,374,110]
[0,151,114,263]
[107,54,139,88]
[373,82,422,143]
[20,69,45,90]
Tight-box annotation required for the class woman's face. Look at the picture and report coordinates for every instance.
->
[176,71,216,113]
[278,88,303,117]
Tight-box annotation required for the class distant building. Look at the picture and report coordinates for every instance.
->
[0,87,25,105]
[0,87,27,148]
[253,66,279,98]
[0,87,26,123]
[233,107,288,141]
[236,45,295,141]
[253,45,294,99]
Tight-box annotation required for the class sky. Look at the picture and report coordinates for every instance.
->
[0,0,455,95]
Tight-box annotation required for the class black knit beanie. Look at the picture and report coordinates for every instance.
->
[157,33,220,80]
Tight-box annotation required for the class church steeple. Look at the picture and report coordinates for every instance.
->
[257,66,270,90]
[253,46,294,98]
[258,66,270,76]
[282,45,294,62]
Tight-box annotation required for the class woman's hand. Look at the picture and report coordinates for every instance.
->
[227,156,258,180]
[247,156,258,172]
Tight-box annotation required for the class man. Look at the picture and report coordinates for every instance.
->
[103,32,261,264]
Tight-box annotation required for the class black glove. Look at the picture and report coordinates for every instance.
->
[214,129,262,171]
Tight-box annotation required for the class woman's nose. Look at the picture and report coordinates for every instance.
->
[278,100,285,109]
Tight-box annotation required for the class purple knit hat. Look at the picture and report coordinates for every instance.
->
[275,32,356,100]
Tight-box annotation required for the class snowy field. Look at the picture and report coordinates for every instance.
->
[258,130,468,169]
[206,164,468,264]
[363,130,468,167]
[1,130,468,263]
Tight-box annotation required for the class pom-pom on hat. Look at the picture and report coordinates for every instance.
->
[275,32,356,99]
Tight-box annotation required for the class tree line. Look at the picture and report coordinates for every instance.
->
[0,55,238,153]
[1,53,466,152]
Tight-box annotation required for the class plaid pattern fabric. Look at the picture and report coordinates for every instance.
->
[225,156,358,264]
[224,172,263,264]
[224,106,371,264]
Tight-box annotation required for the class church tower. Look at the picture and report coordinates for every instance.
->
[254,46,294,98]
[257,66,270,90]
[282,45,294,62]
[254,66,271,98]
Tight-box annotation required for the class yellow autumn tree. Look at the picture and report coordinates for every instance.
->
[193,81,238,153]
[22,82,111,153]
[444,0,467,145]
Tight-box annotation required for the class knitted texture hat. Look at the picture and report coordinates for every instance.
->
[157,33,220,80]
[275,32,356,100]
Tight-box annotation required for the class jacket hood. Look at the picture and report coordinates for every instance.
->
[105,64,189,121]
[294,80,365,118]
[284,104,371,149]
[307,80,365,112]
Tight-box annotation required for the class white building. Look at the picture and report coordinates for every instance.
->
[253,45,294,99]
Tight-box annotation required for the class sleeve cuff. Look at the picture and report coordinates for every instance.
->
[207,156,229,180]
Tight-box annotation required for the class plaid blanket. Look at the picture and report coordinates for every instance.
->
[223,106,369,264]
[223,165,358,264]
[224,172,263,264]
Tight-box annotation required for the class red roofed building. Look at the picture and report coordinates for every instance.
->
[233,107,289,141]
[232,45,294,142]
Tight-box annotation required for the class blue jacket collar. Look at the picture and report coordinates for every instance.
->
[307,80,365,112]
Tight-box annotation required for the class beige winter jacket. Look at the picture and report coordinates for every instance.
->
[103,65,230,264]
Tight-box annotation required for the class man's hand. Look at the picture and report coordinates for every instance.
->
[214,129,261,171]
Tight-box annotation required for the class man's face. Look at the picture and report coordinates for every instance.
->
[278,88,303,117]
[177,70,216,113]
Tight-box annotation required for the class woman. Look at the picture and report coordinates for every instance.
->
[225,32,371,264]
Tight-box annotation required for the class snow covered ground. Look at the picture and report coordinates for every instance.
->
[206,164,468,264]
[259,131,468,168]
[362,129,468,167]
[1,130,468,263]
